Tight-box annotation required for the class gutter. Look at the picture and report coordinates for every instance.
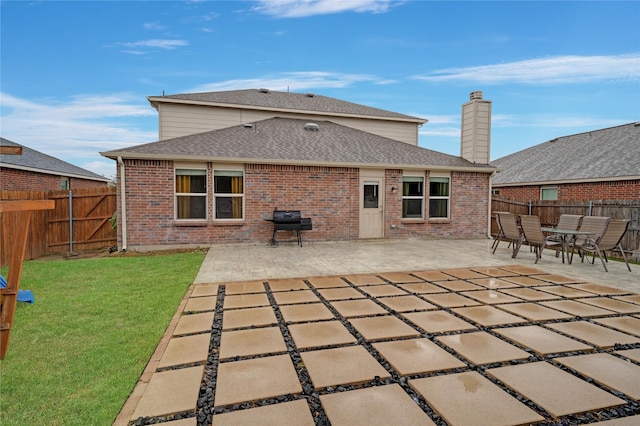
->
[117,156,128,251]
[488,170,497,239]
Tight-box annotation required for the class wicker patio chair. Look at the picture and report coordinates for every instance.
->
[492,212,525,258]
[519,215,563,264]
[577,219,631,272]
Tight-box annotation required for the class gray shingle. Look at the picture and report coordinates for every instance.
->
[1,137,108,181]
[492,123,640,185]
[101,117,493,170]
[149,89,425,122]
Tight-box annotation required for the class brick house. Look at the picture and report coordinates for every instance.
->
[1,138,110,191]
[491,123,640,201]
[101,89,497,250]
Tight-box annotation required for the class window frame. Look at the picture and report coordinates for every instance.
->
[402,174,425,219]
[428,173,451,219]
[174,166,208,221]
[540,186,558,201]
[213,166,245,221]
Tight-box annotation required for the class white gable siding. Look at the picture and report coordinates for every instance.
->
[158,103,419,145]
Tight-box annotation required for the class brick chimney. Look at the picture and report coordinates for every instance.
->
[460,91,491,164]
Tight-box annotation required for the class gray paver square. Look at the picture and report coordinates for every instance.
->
[411,270,453,281]
[556,353,640,400]
[289,320,357,349]
[410,372,544,426]
[184,296,217,312]
[461,290,522,305]
[279,303,335,323]
[422,292,481,308]
[436,331,530,365]
[320,384,435,426]
[433,279,484,291]
[467,277,520,289]
[133,365,204,418]
[317,287,365,301]
[376,295,437,312]
[591,415,640,425]
[211,400,315,426]
[330,299,387,317]
[158,333,211,368]
[215,355,302,406]
[442,268,487,279]
[223,280,265,295]
[616,348,640,363]
[471,266,516,277]
[373,338,466,375]
[342,274,386,285]
[537,274,581,284]
[501,275,553,287]
[576,297,640,314]
[397,282,448,294]
[452,305,528,326]
[191,283,220,297]
[272,289,319,305]
[403,310,476,333]
[568,283,630,295]
[548,321,640,348]
[223,293,270,309]
[539,300,615,317]
[163,418,196,426]
[497,302,573,321]
[499,287,560,301]
[267,278,309,291]
[300,346,390,389]
[595,316,640,337]
[615,295,640,305]
[174,312,214,336]
[359,284,408,297]
[349,315,420,340]
[494,325,592,355]
[219,327,286,359]
[377,272,424,283]
[487,362,625,418]
[499,265,546,275]
[306,276,348,288]
[538,285,595,298]
[222,306,277,330]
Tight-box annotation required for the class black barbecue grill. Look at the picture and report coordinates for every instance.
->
[267,209,312,246]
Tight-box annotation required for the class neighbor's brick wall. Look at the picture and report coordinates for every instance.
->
[0,167,106,191]
[495,180,640,201]
[117,160,491,248]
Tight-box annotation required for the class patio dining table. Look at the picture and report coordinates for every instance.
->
[541,227,593,264]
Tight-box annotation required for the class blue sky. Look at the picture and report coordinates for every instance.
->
[1,1,639,179]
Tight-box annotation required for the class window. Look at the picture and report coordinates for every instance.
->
[60,177,69,190]
[541,187,558,201]
[402,176,424,218]
[429,176,450,218]
[175,168,207,220]
[214,170,244,219]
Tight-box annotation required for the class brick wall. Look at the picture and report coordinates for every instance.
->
[0,167,107,191]
[117,160,491,248]
[495,180,640,201]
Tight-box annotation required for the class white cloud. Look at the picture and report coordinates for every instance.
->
[143,22,166,31]
[119,39,189,50]
[413,54,640,84]
[251,0,398,18]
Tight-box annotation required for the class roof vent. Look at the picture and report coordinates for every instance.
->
[305,92,315,97]
[304,123,319,131]
[470,91,483,100]
[258,88,270,93]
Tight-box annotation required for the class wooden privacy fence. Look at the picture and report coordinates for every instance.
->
[0,188,117,267]
[492,197,640,257]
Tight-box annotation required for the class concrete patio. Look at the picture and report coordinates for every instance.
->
[115,238,640,425]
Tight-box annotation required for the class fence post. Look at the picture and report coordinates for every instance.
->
[68,190,73,253]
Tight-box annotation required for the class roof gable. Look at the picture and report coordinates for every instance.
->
[492,122,640,185]
[1,138,109,181]
[101,117,494,171]
[148,89,426,123]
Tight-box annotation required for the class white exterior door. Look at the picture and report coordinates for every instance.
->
[359,170,384,239]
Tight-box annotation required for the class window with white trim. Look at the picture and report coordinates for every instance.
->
[541,187,558,200]
[402,176,424,218]
[214,170,244,219]
[429,175,450,219]
[175,168,207,220]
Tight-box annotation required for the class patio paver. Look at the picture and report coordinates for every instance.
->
[372,338,466,375]
[211,400,315,426]
[289,320,357,349]
[219,327,287,359]
[437,331,530,365]
[494,325,592,355]
[173,312,215,336]
[158,333,211,368]
[547,321,640,348]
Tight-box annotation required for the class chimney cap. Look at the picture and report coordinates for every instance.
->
[470,91,483,100]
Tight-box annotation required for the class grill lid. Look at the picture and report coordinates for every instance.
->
[273,209,302,223]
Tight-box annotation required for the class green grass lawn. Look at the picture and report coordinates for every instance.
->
[0,250,206,425]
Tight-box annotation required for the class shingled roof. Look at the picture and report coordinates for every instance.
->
[1,137,109,182]
[101,117,494,172]
[147,89,426,123]
[492,122,640,186]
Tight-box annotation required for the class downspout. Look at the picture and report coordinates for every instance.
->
[487,171,497,239]
[117,156,128,251]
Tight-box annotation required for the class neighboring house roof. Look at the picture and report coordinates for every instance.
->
[147,89,426,123]
[492,122,640,186]
[0,138,109,182]
[101,117,495,172]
